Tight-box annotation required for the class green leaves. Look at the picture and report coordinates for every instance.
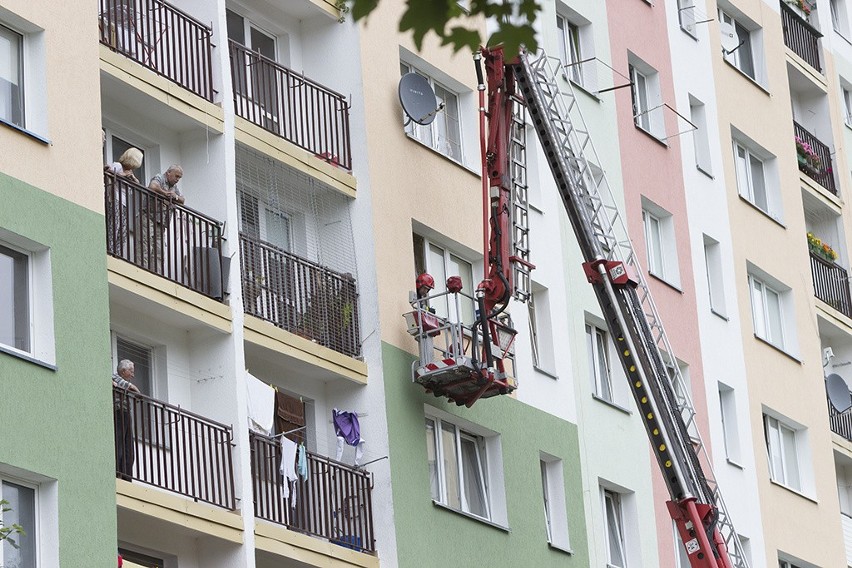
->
[0,499,25,549]
[345,0,540,55]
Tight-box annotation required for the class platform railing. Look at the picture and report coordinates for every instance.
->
[113,386,236,509]
[794,122,836,194]
[781,2,822,72]
[829,398,852,441]
[229,40,352,170]
[249,431,375,553]
[105,173,226,300]
[239,234,361,358]
[98,0,214,101]
[810,252,852,317]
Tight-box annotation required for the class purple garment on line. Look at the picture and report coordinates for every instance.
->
[333,409,361,446]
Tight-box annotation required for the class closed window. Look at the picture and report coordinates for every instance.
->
[425,415,492,520]
[733,140,774,216]
[557,15,583,85]
[718,383,741,463]
[586,323,614,403]
[0,243,29,353]
[749,275,784,349]
[719,9,756,80]
[703,235,726,316]
[642,200,680,286]
[540,454,571,550]
[764,414,803,492]
[400,62,462,162]
[603,488,627,567]
[831,0,850,36]
[0,23,24,128]
[413,234,476,325]
[0,479,36,568]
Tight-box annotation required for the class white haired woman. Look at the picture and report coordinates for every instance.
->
[104,148,143,256]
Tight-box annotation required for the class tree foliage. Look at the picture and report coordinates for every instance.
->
[345,0,541,56]
[0,500,24,550]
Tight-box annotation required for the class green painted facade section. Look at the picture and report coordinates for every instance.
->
[381,341,589,567]
[0,172,116,566]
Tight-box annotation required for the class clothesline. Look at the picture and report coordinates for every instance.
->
[272,425,307,439]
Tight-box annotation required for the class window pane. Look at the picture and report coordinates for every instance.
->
[767,417,785,483]
[2,481,36,568]
[0,245,29,352]
[116,337,152,396]
[647,215,663,275]
[750,279,767,339]
[435,84,461,160]
[460,435,488,518]
[766,288,783,347]
[735,23,755,78]
[225,9,245,44]
[529,296,540,367]
[425,418,439,501]
[264,209,291,252]
[782,426,801,491]
[586,324,597,390]
[448,253,474,324]
[749,154,767,211]
[441,422,461,510]
[595,329,612,401]
[557,16,568,65]
[428,244,449,318]
[0,25,23,127]
[605,492,626,567]
[734,145,750,198]
[541,461,552,541]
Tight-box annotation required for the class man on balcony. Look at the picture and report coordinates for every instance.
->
[113,359,140,482]
[139,165,184,271]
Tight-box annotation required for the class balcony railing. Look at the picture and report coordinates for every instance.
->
[810,252,852,317]
[98,0,214,101]
[228,41,352,170]
[794,122,837,194]
[781,2,822,72]
[830,396,852,441]
[104,173,226,300]
[250,431,375,553]
[114,386,236,509]
[239,234,361,358]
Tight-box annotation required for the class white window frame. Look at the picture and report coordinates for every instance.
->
[528,283,555,373]
[703,235,727,317]
[0,468,57,568]
[641,200,680,286]
[415,234,478,325]
[0,230,54,366]
[425,412,503,523]
[748,274,785,349]
[0,23,24,129]
[586,322,615,403]
[764,414,804,492]
[603,488,627,568]
[0,10,47,138]
[540,453,571,551]
[678,0,698,36]
[400,61,463,163]
[0,477,37,568]
[718,382,741,464]
[628,57,664,139]
[718,7,763,85]
[831,0,850,37]
[557,14,583,86]
[733,138,779,219]
[689,95,712,174]
[842,83,852,127]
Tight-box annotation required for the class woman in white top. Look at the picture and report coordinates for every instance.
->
[106,147,143,183]
[105,147,143,256]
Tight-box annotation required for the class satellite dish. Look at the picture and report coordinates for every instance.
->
[720,22,739,53]
[399,73,440,126]
[826,373,852,413]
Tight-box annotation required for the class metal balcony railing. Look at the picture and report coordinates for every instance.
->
[781,2,822,72]
[794,122,837,195]
[239,234,361,358]
[810,252,852,317]
[104,173,226,300]
[829,398,852,441]
[98,0,214,101]
[228,41,352,170]
[250,431,375,553]
[113,386,236,509]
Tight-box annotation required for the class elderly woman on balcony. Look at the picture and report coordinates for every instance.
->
[105,147,143,184]
[105,148,143,257]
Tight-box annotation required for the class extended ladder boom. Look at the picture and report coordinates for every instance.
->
[479,47,749,568]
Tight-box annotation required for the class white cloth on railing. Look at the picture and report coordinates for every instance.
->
[246,372,275,435]
[279,437,298,499]
[336,436,366,466]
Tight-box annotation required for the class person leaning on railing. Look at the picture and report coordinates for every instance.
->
[113,359,140,482]
[139,165,184,271]
[104,147,143,255]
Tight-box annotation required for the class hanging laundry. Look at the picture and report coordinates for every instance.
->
[333,408,366,466]
[279,436,298,499]
[297,443,308,480]
[246,372,275,435]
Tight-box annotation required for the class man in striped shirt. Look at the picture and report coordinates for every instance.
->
[113,360,140,481]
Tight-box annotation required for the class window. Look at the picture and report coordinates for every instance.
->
[689,95,712,174]
[413,234,476,325]
[748,274,784,349]
[400,61,462,162]
[603,489,627,568]
[586,323,614,403]
[0,243,29,352]
[557,15,583,85]
[678,0,697,36]
[733,139,776,217]
[718,382,741,463]
[703,235,726,316]
[425,414,494,520]
[540,454,571,550]
[719,8,761,82]
[764,414,804,492]
[103,131,148,185]
[1,479,35,568]
[0,231,54,366]
[628,56,664,139]
[642,200,680,286]
[842,84,852,126]
[0,23,23,128]
[528,283,555,373]
[831,0,850,36]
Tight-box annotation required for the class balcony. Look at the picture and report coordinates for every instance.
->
[781,2,822,73]
[98,0,214,101]
[795,122,836,194]
[228,40,352,170]
[250,431,375,553]
[114,386,236,509]
[104,173,226,300]
[810,252,852,317]
[240,234,361,358]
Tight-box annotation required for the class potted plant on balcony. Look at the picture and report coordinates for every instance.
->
[807,232,840,263]
[785,0,813,18]
[795,136,823,176]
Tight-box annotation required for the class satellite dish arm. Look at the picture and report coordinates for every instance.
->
[722,38,746,55]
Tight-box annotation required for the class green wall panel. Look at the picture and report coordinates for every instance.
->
[0,173,116,567]
[382,341,589,567]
